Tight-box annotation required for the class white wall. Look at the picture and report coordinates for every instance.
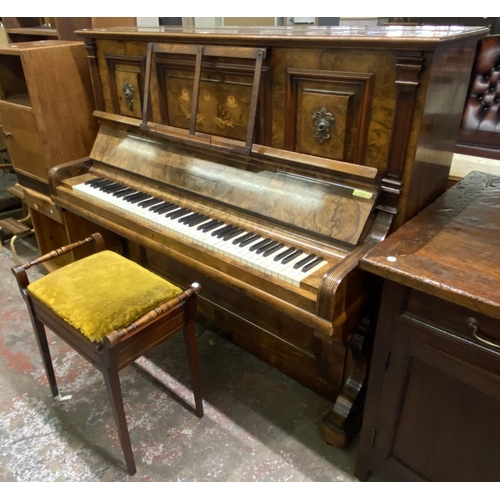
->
[136,17,160,27]
[194,17,223,28]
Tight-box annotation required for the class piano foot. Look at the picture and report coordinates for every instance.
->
[321,318,370,448]
[321,401,364,449]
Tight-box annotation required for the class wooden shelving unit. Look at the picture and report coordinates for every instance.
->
[1,17,136,42]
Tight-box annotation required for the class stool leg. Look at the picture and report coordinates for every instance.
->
[10,235,19,263]
[102,368,136,475]
[29,311,59,397]
[183,319,204,418]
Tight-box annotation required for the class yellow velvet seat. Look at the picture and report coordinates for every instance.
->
[27,250,182,343]
[12,233,203,475]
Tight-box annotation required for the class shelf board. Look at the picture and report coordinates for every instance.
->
[1,93,33,108]
[6,27,58,37]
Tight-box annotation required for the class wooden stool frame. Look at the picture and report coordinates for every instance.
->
[11,233,203,475]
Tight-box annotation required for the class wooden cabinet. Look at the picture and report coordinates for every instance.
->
[0,40,110,267]
[0,41,97,192]
[355,171,500,481]
[1,17,136,42]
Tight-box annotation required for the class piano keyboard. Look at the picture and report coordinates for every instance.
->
[73,178,329,286]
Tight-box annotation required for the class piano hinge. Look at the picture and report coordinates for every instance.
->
[370,428,377,448]
[384,348,391,371]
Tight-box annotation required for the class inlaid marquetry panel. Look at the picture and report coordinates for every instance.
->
[154,58,271,144]
[285,69,374,163]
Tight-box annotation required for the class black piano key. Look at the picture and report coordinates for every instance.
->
[274,247,296,262]
[122,191,144,201]
[255,240,278,254]
[263,243,285,257]
[293,254,316,270]
[281,249,303,264]
[85,177,106,186]
[92,178,113,186]
[301,256,324,273]
[106,185,130,194]
[223,228,245,241]
[178,212,201,223]
[151,202,175,213]
[199,220,223,232]
[96,180,118,190]
[232,232,254,245]
[187,216,210,227]
[219,226,239,239]
[167,208,191,219]
[156,204,180,215]
[102,183,127,193]
[249,238,271,252]
[180,213,203,225]
[124,193,150,203]
[239,234,261,247]
[113,188,137,197]
[213,225,235,238]
[139,197,164,208]
[98,181,120,190]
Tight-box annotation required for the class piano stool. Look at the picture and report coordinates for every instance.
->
[10,232,204,475]
[0,214,34,263]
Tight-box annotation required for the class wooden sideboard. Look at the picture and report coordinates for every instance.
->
[355,171,500,481]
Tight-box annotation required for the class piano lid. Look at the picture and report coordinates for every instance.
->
[89,123,378,246]
[76,25,489,49]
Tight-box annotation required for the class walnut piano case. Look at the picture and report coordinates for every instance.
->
[49,25,487,447]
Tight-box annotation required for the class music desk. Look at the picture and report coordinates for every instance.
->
[355,171,500,481]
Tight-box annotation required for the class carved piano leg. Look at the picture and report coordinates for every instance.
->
[321,318,370,448]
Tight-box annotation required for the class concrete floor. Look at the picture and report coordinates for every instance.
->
[0,235,361,482]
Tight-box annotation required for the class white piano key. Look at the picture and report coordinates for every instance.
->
[74,180,329,286]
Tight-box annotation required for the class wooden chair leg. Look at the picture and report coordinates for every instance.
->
[27,307,59,397]
[102,367,136,475]
[183,319,204,418]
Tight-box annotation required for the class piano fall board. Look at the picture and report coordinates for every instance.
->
[47,25,487,447]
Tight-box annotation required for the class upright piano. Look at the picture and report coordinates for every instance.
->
[47,25,487,447]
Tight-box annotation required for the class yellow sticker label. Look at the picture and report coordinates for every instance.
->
[352,189,373,199]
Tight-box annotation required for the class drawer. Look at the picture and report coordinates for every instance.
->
[404,288,500,352]
[23,188,64,224]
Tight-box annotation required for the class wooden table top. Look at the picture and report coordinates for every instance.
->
[360,171,500,320]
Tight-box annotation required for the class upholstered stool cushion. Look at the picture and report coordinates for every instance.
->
[27,250,182,343]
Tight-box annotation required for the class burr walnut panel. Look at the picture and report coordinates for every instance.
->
[89,124,376,245]
[105,55,145,118]
[285,69,374,163]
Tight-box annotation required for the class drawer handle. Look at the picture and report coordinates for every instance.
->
[3,131,12,138]
[466,317,500,349]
